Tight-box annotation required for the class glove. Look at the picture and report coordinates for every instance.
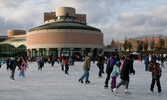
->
[133,70,135,75]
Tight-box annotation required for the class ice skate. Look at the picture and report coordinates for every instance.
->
[124,89,131,94]
[112,88,117,95]
[85,80,90,84]
[78,79,83,83]
[104,84,108,88]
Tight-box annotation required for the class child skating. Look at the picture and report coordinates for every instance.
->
[111,61,121,91]
[148,61,162,93]
[19,62,26,77]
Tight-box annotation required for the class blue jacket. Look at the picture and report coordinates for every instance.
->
[111,65,120,77]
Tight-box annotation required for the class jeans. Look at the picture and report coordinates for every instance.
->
[80,70,89,81]
[19,71,25,77]
[145,63,148,71]
[161,62,164,68]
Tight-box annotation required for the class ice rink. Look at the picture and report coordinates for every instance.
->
[0,61,167,100]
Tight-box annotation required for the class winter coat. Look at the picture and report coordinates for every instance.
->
[65,59,69,66]
[97,56,103,67]
[120,57,135,80]
[106,57,116,73]
[111,65,120,77]
[10,60,20,71]
[20,65,26,72]
[149,62,162,79]
[83,56,91,71]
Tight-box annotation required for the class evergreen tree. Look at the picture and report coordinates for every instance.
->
[111,39,116,48]
[123,36,128,52]
[144,36,148,51]
[165,36,167,50]
[137,39,143,52]
[150,36,155,51]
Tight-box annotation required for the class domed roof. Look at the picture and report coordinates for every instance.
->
[29,21,101,32]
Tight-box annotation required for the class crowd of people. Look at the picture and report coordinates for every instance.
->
[0,52,166,95]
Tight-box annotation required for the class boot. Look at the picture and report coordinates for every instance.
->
[104,84,108,88]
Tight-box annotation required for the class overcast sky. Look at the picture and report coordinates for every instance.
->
[0,0,167,45]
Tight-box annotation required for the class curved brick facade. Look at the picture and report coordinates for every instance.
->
[8,30,26,36]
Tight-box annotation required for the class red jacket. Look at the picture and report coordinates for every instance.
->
[65,59,69,66]
[149,62,161,79]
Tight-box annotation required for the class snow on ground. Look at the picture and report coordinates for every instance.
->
[0,61,167,100]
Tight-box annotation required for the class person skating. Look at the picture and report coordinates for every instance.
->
[97,54,104,78]
[6,58,11,71]
[51,56,55,66]
[104,54,118,88]
[148,61,162,93]
[79,53,92,84]
[145,54,149,71]
[111,61,121,91]
[113,54,135,94]
[61,56,65,71]
[38,57,44,71]
[9,57,20,81]
[18,62,26,77]
[65,57,70,74]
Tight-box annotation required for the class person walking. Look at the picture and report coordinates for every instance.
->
[148,61,162,93]
[113,54,135,94]
[79,53,92,84]
[160,55,165,68]
[145,54,149,71]
[104,54,118,88]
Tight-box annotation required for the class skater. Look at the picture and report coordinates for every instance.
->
[6,58,11,71]
[97,54,104,78]
[111,61,121,90]
[104,54,118,88]
[38,57,44,71]
[65,57,70,74]
[79,53,92,84]
[19,62,26,77]
[148,61,162,93]
[144,54,149,71]
[113,54,135,94]
[61,56,65,71]
[51,56,55,66]
[9,57,20,81]
[160,55,165,68]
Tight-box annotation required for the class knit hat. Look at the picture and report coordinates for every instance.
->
[21,62,25,65]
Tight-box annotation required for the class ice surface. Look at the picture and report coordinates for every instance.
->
[0,61,167,100]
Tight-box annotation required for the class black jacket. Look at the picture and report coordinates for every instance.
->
[120,57,135,80]
[10,60,20,71]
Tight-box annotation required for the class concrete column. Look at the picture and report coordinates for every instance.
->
[46,48,49,56]
[30,49,33,58]
[57,48,61,57]
[81,48,85,56]
[36,48,39,57]
[70,48,74,56]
